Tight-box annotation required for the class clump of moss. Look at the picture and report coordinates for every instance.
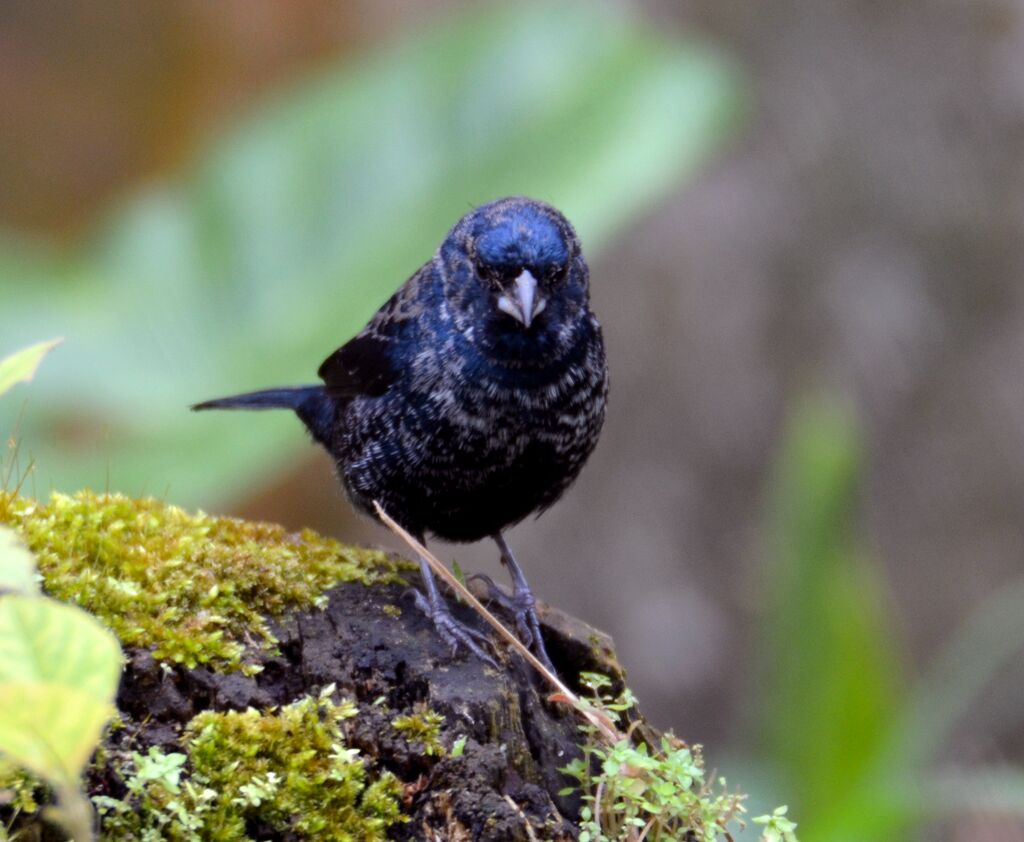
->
[391,708,446,757]
[0,490,411,673]
[0,762,41,817]
[94,686,404,841]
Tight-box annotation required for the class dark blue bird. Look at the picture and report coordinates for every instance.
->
[193,197,608,671]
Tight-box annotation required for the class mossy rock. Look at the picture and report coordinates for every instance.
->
[0,491,624,841]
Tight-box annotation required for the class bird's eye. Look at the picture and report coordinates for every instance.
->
[474,260,515,288]
[471,257,492,277]
[547,263,569,284]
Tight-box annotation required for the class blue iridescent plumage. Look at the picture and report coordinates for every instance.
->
[194,197,608,671]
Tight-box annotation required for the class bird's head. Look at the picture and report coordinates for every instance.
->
[442,197,589,340]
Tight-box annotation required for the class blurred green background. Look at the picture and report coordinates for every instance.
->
[3,2,1024,838]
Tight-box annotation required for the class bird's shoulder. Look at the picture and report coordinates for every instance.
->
[317,262,436,398]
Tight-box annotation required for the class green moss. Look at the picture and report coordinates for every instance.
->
[0,490,411,673]
[94,687,404,841]
[0,762,41,816]
[391,709,445,757]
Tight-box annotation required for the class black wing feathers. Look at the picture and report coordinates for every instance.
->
[318,265,431,398]
[318,332,397,398]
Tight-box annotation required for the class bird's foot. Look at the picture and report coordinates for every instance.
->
[470,574,556,675]
[410,588,498,668]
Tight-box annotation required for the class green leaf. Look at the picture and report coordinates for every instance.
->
[759,394,903,840]
[0,338,62,398]
[0,595,121,785]
[0,1,742,508]
[0,526,40,595]
[760,398,1024,840]
[0,684,114,786]
[812,578,1024,839]
[451,735,467,758]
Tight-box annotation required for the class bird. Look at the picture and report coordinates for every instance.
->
[193,197,608,672]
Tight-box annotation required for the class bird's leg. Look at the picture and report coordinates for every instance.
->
[410,543,497,668]
[477,533,555,674]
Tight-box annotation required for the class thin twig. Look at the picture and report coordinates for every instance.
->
[503,795,539,842]
[374,501,620,744]
[594,778,606,836]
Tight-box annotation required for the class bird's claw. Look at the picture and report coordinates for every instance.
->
[411,588,498,668]
[469,574,555,673]
[468,573,515,612]
[469,574,534,645]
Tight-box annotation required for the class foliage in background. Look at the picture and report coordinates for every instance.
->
[761,396,901,832]
[0,1,741,508]
[755,394,1024,840]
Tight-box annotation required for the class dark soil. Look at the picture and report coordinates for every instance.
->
[107,577,625,841]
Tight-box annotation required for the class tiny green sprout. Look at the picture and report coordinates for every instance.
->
[450,559,468,603]
[578,671,612,692]
[232,772,281,807]
[128,748,187,796]
[754,806,798,842]
[451,735,467,758]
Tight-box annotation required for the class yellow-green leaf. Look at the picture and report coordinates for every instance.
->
[0,596,121,785]
[0,338,62,397]
[0,684,115,786]
[0,526,40,595]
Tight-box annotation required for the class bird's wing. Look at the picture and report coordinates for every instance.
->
[317,331,397,397]
[317,265,429,398]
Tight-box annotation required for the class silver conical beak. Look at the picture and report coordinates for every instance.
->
[497,269,547,328]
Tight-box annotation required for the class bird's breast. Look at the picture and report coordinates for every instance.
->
[427,340,605,464]
[336,322,606,540]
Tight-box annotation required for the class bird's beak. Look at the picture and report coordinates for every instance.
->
[497,269,547,328]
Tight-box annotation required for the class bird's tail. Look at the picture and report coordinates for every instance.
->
[192,386,322,412]
[192,385,333,444]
